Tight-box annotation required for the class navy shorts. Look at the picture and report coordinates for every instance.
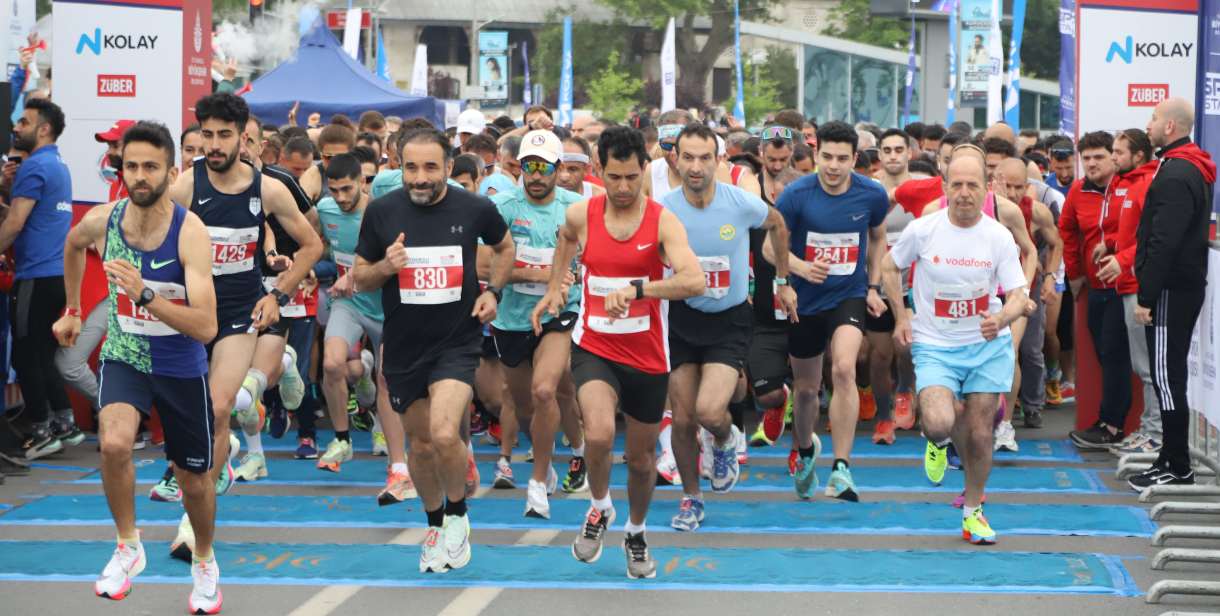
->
[210,297,262,351]
[385,341,481,413]
[98,360,215,474]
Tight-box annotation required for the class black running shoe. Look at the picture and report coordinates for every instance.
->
[1128,464,1195,491]
[22,424,62,460]
[562,456,588,493]
[1070,422,1123,450]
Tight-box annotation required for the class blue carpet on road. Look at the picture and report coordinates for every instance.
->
[0,540,1140,595]
[0,495,1153,537]
[63,459,1106,493]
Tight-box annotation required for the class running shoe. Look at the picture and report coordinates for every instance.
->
[279,346,305,410]
[294,437,318,460]
[525,446,535,463]
[562,456,588,493]
[1023,408,1043,429]
[736,428,748,466]
[825,461,859,502]
[710,426,742,493]
[378,467,416,506]
[962,507,997,545]
[924,439,948,486]
[545,463,559,495]
[442,514,472,570]
[858,386,877,421]
[483,419,501,445]
[1111,432,1162,456]
[1070,421,1122,451]
[214,456,235,496]
[1045,372,1063,406]
[22,423,62,460]
[670,496,705,532]
[188,556,223,614]
[95,536,145,600]
[784,389,795,427]
[493,456,515,489]
[946,442,962,470]
[233,376,265,434]
[1129,463,1195,491]
[349,407,373,432]
[471,412,490,438]
[656,447,681,486]
[525,478,551,519]
[52,420,86,447]
[572,506,615,563]
[316,439,353,473]
[267,399,291,439]
[794,455,818,499]
[355,349,377,408]
[994,421,1019,453]
[1059,381,1077,404]
[787,447,799,476]
[893,392,916,430]
[698,427,714,480]
[170,513,195,563]
[149,466,182,502]
[623,532,657,579]
[130,432,147,451]
[752,388,788,446]
[872,419,896,445]
[465,450,480,498]
[234,452,267,482]
[419,526,446,573]
[371,430,388,456]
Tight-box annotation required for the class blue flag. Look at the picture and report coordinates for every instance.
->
[375,27,391,82]
[523,41,533,106]
[732,0,745,124]
[902,17,916,125]
[558,17,574,127]
[1058,0,1076,135]
[947,1,958,123]
[1003,0,1026,127]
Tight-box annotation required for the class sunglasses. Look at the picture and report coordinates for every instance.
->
[521,160,557,176]
[659,141,676,152]
[760,126,795,142]
[364,175,376,184]
[1050,148,1074,160]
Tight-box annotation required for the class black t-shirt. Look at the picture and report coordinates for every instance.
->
[356,185,508,375]
[261,164,313,274]
[750,192,782,324]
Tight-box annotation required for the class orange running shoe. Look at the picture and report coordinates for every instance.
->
[787,447,799,476]
[893,392,916,430]
[872,419,896,445]
[858,387,877,421]
[465,449,480,498]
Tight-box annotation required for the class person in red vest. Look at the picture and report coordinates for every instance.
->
[97,120,135,201]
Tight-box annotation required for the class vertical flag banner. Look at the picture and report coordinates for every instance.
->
[410,44,428,97]
[558,16,574,126]
[1004,0,1027,127]
[342,7,361,60]
[1058,0,1076,135]
[902,17,916,125]
[1202,0,1220,219]
[522,41,533,106]
[985,0,1004,124]
[732,0,745,124]
[478,31,509,106]
[947,0,958,122]
[661,17,676,113]
[958,0,993,108]
[375,26,391,83]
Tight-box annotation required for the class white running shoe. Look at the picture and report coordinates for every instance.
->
[188,556,223,614]
[355,349,377,408]
[698,427,715,480]
[170,512,196,562]
[442,514,472,570]
[279,346,305,410]
[317,438,353,473]
[419,526,446,573]
[95,537,145,600]
[993,421,1019,453]
[524,478,551,519]
[493,457,516,489]
[371,431,388,457]
[545,464,558,495]
[234,452,267,482]
[656,447,681,485]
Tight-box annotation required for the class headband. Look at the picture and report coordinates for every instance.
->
[561,152,590,164]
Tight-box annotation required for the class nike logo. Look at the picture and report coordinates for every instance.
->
[199,197,212,205]
[231,323,246,329]
[849,318,860,323]
[637,243,653,251]
[851,214,866,221]
[150,258,175,270]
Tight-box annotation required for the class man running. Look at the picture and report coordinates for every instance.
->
[353,127,514,573]
[52,122,223,613]
[775,121,889,502]
[660,123,795,531]
[644,110,760,199]
[532,126,704,578]
[556,136,605,199]
[883,154,1030,545]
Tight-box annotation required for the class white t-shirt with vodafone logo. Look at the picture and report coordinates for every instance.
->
[889,208,1026,347]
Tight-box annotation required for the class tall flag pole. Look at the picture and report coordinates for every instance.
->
[558,16,574,127]
[947,0,958,123]
[1003,0,1027,127]
[732,0,745,124]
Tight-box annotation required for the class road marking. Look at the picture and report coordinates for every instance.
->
[285,584,361,616]
[517,529,560,545]
[389,528,427,545]
[436,587,503,616]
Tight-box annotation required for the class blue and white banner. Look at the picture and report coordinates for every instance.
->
[1058,0,1075,135]
[1200,0,1220,217]
[522,41,532,106]
[558,16,574,126]
[947,0,958,122]
[733,0,745,124]
[375,27,391,83]
[1003,0,1026,127]
[902,17,916,125]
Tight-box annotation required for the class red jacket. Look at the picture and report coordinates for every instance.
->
[1059,177,1121,290]
[1111,161,1158,295]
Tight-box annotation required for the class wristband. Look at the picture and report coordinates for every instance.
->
[62,307,81,318]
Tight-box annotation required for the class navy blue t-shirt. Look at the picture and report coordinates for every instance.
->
[10,144,72,280]
[776,172,888,315]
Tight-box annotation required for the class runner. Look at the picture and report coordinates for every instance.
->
[353,127,515,573]
[532,126,704,578]
[773,121,889,502]
[557,136,605,199]
[181,124,202,171]
[882,154,1030,545]
[645,110,760,199]
[759,125,795,202]
[659,123,795,531]
[51,121,223,612]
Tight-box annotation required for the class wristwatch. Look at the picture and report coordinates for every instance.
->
[868,284,882,293]
[631,279,645,300]
[134,287,156,307]
[485,285,503,303]
[271,288,292,307]
[774,276,789,286]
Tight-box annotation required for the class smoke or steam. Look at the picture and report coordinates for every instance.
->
[213,1,321,75]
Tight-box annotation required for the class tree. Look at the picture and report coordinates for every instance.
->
[759,45,797,109]
[1019,0,1061,79]
[823,0,909,49]
[586,50,645,122]
[723,59,782,126]
[534,13,638,108]
[596,0,781,108]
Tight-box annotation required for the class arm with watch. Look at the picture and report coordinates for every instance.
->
[603,208,705,319]
[253,179,323,330]
[472,229,515,324]
[865,224,889,318]
[759,204,799,322]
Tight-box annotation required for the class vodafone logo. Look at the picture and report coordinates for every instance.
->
[933,255,992,268]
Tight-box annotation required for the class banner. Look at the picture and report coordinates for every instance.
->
[661,17,676,113]
[901,17,916,125]
[1058,0,1076,134]
[522,41,532,106]
[1187,249,1220,429]
[375,27,391,83]
[958,0,995,108]
[408,44,427,96]
[478,30,508,106]
[1003,0,1027,127]
[947,0,958,122]
[732,0,745,124]
[985,0,1003,123]
[342,7,361,60]
[1200,0,1220,219]
[558,16,573,126]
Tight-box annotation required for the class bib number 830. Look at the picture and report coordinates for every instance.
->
[413,267,448,290]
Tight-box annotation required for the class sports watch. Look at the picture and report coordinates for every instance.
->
[135,287,156,307]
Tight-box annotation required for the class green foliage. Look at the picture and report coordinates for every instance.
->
[723,59,781,127]
[534,12,637,106]
[759,45,797,109]
[1018,0,1060,79]
[824,0,909,49]
[585,50,644,122]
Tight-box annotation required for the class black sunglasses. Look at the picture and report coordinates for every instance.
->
[1050,148,1074,160]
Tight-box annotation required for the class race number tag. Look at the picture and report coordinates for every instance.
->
[208,226,259,275]
[334,251,354,279]
[586,275,650,334]
[512,244,553,296]
[399,245,462,305]
[933,283,990,331]
[263,277,315,318]
[805,232,859,276]
[698,255,730,299]
[115,280,187,336]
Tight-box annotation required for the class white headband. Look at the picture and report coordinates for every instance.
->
[561,152,590,164]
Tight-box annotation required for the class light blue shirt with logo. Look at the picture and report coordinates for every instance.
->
[490,186,582,332]
[317,197,383,320]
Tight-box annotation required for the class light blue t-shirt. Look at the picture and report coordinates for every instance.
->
[490,186,583,332]
[660,182,768,313]
[480,172,517,196]
[316,197,383,320]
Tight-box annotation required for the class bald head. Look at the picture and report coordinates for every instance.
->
[1148,97,1195,147]
[984,122,1016,145]
[948,155,987,186]
[997,158,1029,203]
[998,157,1027,181]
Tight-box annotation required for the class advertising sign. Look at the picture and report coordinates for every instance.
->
[478,30,508,106]
[1200,0,1220,217]
[958,0,997,107]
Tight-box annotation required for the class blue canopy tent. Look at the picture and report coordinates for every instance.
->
[243,22,443,128]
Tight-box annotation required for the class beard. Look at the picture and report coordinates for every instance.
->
[525,178,555,201]
[407,179,445,205]
[205,146,240,173]
[127,174,170,208]
[12,130,34,152]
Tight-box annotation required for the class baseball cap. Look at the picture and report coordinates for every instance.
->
[456,109,486,135]
[517,130,561,164]
[95,119,136,143]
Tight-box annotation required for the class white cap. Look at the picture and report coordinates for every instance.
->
[517,130,562,164]
[456,108,485,135]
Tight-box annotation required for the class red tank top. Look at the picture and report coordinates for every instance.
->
[572,195,670,375]
[1016,196,1034,238]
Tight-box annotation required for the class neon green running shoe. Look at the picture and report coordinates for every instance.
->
[925,439,948,486]
[962,507,997,545]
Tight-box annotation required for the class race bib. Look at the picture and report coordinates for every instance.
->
[208,226,259,275]
[115,280,187,336]
[805,232,859,276]
[263,277,316,318]
[512,243,553,296]
[698,255,730,299]
[586,275,650,334]
[334,251,355,279]
[932,283,990,331]
[399,245,462,305]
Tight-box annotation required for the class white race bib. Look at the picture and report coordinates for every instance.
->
[932,282,990,332]
[262,276,313,318]
[207,226,258,275]
[116,280,187,336]
[805,232,860,276]
[586,275,649,334]
[399,245,463,305]
[334,251,355,279]
[698,255,730,299]
[512,243,553,296]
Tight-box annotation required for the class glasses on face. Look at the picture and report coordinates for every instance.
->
[760,126,795,142]
[521,160,557,176]
[659,141,676,152]
[1050,148,1073,160]
[364,175,376,184]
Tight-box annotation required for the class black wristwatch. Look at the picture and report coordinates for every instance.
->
[485,285,503,303]
[868,284,882,293]
[271,288,292,307]
[134,287,156,307]
[631,279,645,300]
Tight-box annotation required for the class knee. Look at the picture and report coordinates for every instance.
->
[322,355,346,380]
[831,361,856,388]
[408,434,436,459]
[625,449,656,476]
[584,430,614,454]
[919,406,954,441]
[792,379,819,401]
[531,380,557,408]
[99,431,133,461]
[176,471,209,495]
[670,409,697,435]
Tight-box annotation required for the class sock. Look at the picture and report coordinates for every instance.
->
[834,458,849,470]
[571,444,585,457]
[934,437,952,448]
[193,548,214,562]
[336,430,351,443]
[281,352,294,375]
[962,504,980,520]
[118,533,140,546]
[234,388,254,414]
[591,493,613,511]
[391,462,408,475]
[798,446,815,459]
[623,520,645,535]
[245,430,263,454]
[445,498,468,517]
[426,507,444,528]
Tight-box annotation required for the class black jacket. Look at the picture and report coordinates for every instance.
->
[1135,138,1215,309]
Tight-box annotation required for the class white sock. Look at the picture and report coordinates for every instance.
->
[623,520,645,535]
[391,462,408,475]
[962,504,980,519]
[372,411,383,433]
[571,443,585,457]
[245,430,263,454]
[281,352,294,375]
[234,388,253,414]
[591,494,613,511]
[659,422,673,454]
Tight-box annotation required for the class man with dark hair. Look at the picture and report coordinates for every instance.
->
[53,120,221,612]
[450,154,482,192]
[982,137,1018,182]
[301,124,357,202]
[792,142,815,174]
[181,124,203,171]
[904,122,925,155]
[776,120,889,502]
[353,128,515,573]
[531,125,704,578]
[647,115,759,198]
[759,124,795,202]
[1046,137,1076,197]
[358,110,386,138]
[921,124,947,152]
[462,133,498,171]
[1060,131,1131,451]
[772,109,805,132]
[356,131,383,165]
[3,97,75,458]
[1017,129,1039,156]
